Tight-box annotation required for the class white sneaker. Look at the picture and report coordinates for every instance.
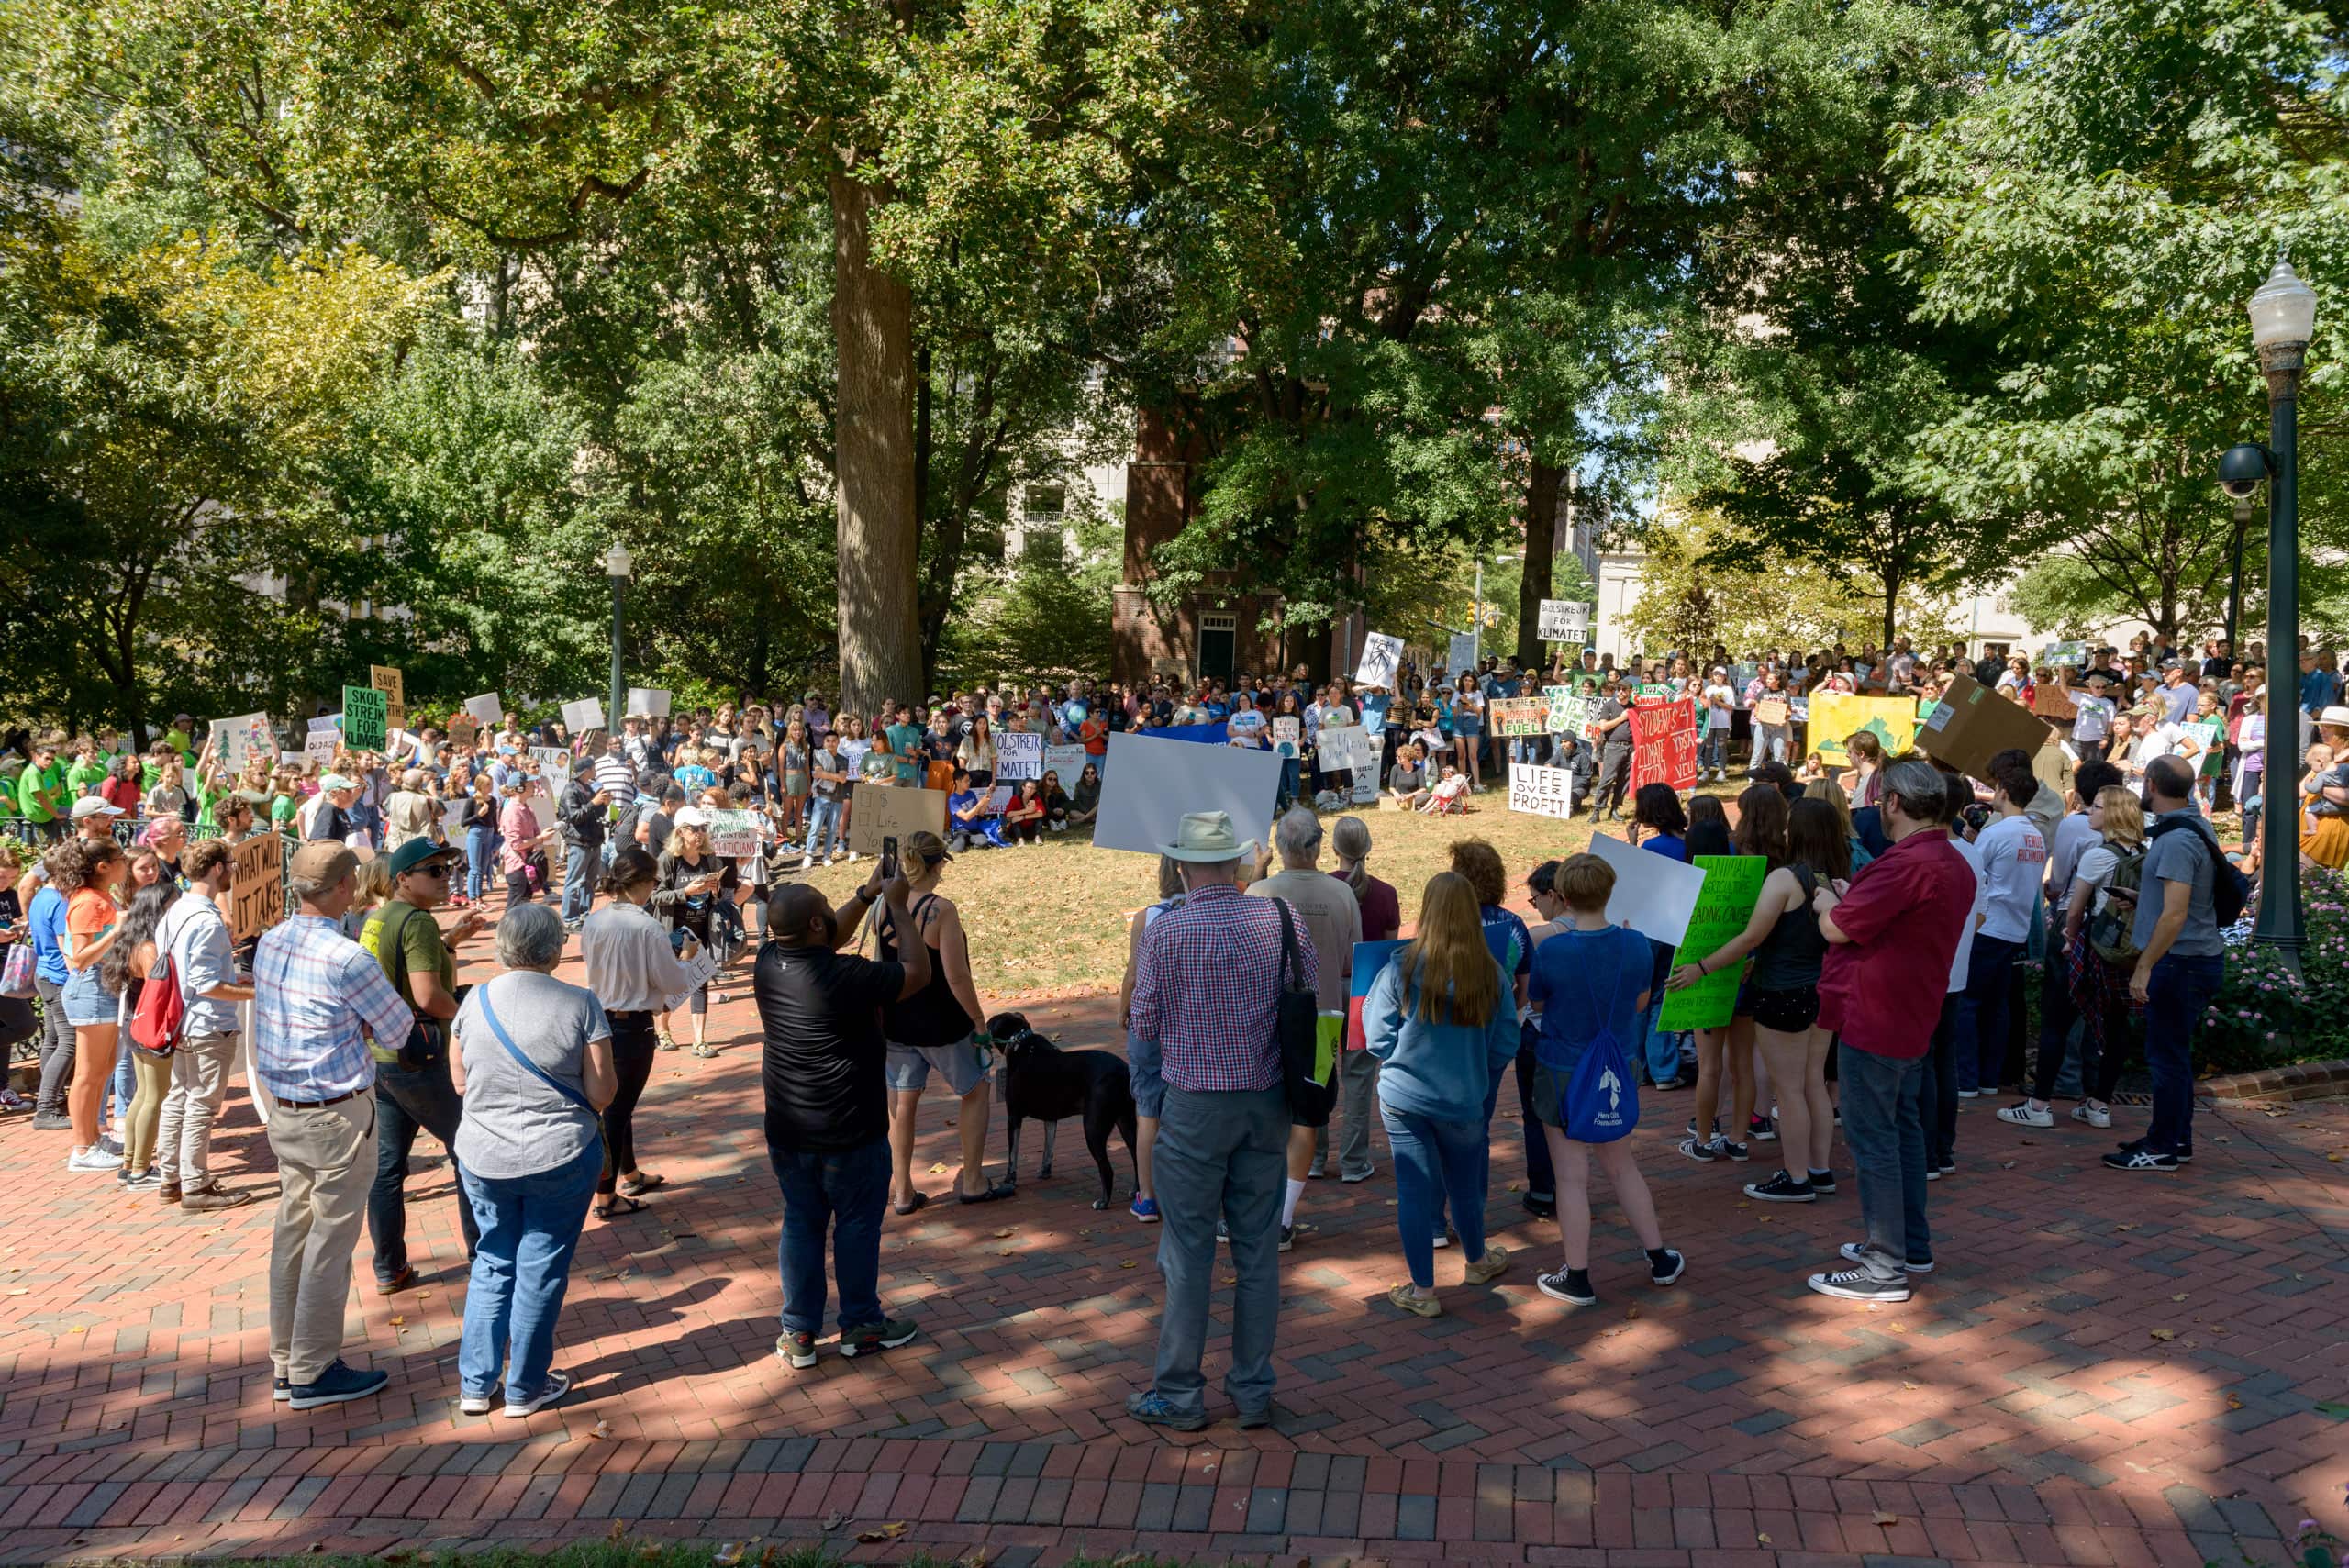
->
[1996,1102,2054,1129]
[2071,1102,2112,1129]
[798,854,813,871]
[66,1146,123,1173]
[458,1392,495,1417]
[844,851,860,862]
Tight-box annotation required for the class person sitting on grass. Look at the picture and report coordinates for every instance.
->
[1001,779,1048,844]
[945,770,1005,853]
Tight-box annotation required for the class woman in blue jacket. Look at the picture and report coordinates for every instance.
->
[1364,871,1519,1318]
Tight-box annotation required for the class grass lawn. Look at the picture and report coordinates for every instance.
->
[794,779,1744,1001]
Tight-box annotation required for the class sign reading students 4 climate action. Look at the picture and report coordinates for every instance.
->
[1630,698,1698,792]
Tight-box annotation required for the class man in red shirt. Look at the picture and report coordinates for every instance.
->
[1808,758,1976,1301]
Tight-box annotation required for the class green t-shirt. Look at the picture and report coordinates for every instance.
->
[15,762,62,823]
[358,898,450,1063]
[64,759,108,795]
[271,793,298,828]
[885,723,926,784]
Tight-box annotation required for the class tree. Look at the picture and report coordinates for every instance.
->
[1621,506,1881,657]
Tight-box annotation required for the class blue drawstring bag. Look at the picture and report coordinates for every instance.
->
[1560,934,1640,1143]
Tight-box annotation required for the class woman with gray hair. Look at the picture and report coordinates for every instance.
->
[384,768,440,854]
[449,901,618,1418]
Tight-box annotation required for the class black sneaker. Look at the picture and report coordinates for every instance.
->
[1743,1171,1815,1203]
[1279,1221,1316,1252]
[1676,1136,1720,1163]
[1522,1193,1557,1219]
[1649,1249,1687,1287]
[1537,1269,1598,1306]
[774,1331,817,1369]
[839,1318,918,1358]
[2102,1147,2178,1172]
[273,1376,291,1403]
[287,1360,389,1410]
[1807,1266,1910,1302]
[1839,1241,1932,1273]
[1809,1168,1838,1195]
[1684,1117,1720,1139]
[1718,1139,1750,1162]
[1748,1115,1777,1142]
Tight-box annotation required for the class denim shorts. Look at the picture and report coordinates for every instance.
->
[61,964,114,1028]
[1125,1032,1164,1118]
[885,1039,990,1095]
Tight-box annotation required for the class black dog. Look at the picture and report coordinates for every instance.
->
[991,1012,1138,1210]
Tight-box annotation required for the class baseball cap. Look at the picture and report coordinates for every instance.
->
[289,842,358,887]
[386,838,461,878]
[317,773,357,791]
[70,797,125,821]
[574,756,598,774]
[673,806,711,828]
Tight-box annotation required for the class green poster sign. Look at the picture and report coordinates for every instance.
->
[343,685,389,752]
[1657,855,1770,1031]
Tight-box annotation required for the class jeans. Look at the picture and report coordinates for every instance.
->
[805,796,843,859]
[1699,728,1727,773]
[1509,735,1548,766]
[1383,1106,1489,1289]
[1922,994,1960,1170]
[2143,953,2223,1154]
[1954,932,2023,1093]
[562,841,597,924]
[1277,758,1302,808]
[1837,1043,1930,1277]
[370,1054,482,1284]
[2032,931,2091,1102]
[457,1139,601,1404]
[598,1012,658,1192]
[1148,1084,1287,1420]
[465,825,495,902]
[1593,749,1631,816]
[32,974,72,1116]
[769,1137,890,1336]
[1753,722,1791,765]
[1309,1049,1379,1179]
[1512,1026,1556,1200]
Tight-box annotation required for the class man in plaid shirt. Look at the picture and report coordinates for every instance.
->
[1125,812,1313,1432]
[252,842,415,1413]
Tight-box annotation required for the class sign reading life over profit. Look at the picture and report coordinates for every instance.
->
[1656,855,1769,1030]
[1093,731,1281,857]
[342,685,390,751]
[1354,631,1404,689]
[229,831,284,943]
[1630,698,1699,792]
[1537,600,1591,643]
[995,729,1044,781]
[1508,762,1578,819]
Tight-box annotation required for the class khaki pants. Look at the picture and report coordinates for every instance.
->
[268,1095,378,1386]
[157,1030,239,1187]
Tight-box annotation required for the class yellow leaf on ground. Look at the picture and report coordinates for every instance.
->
[2151,1329,2176,1341]
[855,1523,908,1544]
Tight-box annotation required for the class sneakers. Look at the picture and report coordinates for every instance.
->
[1717,1139,1750,1162]
[1677,1136,1720,1163]
[2103,1147,2178,1172]
[273,1376,291,1403]
[1809,1168,1838,1195]
[1743,1171,1815,1203]
[31,1112,70,1131]
[1130,1195,1161,1223]
[1839,1241,1932,1273]
[1808,1267,1910,1302]
[1537,1269,1598,1306]
[65,1145,122,1173]
[504,1370,571,1418]
[117,1165,161,1191]
[1997,1102,2054,1129]
[458,1392,495,1417]
[1956,1088,1980,1099]
[1388,1282,1442,1318]
[1125,1390,1208,1431]
[1649,1249,1687,1287]
[1463,1244,1511,1285]
[776,1331,818,1369]
[1748,1115,1777,1142]
[1340,1165,1376,1184]
[287,1360,389,1410]
[1429,1227,1454,1250]
[839,1318,918,1359]
[1280,1222,1316,1252]
[1522,1192,1557,1219]
[2071,1102,2113,1129]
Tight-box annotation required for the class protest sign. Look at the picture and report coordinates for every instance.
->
[440,795,468,834]
[2032,681,2077,722]
[1537,599,1589,642]
[228,832,284,943]
[1044,743,1088,782]
[996,729,1044,781]
[302,730,338,767]
[1490,697,1547,737]
[1753,697,1789,728]
[462,692,503,727]
[1808,692,1919,764]
[342,686,389,752]
[1346,940,1410,1051]
[1545,687,1596,737]
[1352,772,1381,805]
[663,941,727,1014]
[705,808,762,858]
[1093,731,1281,857]
[1588,833,1707,947]
[846,784,948,854]
[1635,683,1675,706]
[2043,641,2087,669]
[1271,716,1302,758]
[530,747,571,780]
[1630,698,1699,792]
[370,665,405,730]
[1916,673,2048,781]
[1657,855,1769,1030]
[1446,633,1479,679]
[1355,631,1404,688]
[562,698,607,734]
[1314,722,1377,773]
[209,711,277,773]
[447,713,480,748]
[1508,762,1579,819]
[1731,662,1760,695]
[627,686,672,717]
[308,713,340,733]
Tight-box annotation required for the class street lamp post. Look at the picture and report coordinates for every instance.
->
[2246,260,2317,956]
[605,542,632,741]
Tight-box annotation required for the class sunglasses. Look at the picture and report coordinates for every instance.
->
[413,863,451,879]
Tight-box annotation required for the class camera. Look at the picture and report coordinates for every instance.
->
[879,835,899,882]
[2218,443,2271,501]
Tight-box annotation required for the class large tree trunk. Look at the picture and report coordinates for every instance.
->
[829,167,923,718]
[1515,459,1564,668]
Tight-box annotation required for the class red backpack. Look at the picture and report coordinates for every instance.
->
[129,910,187,1056]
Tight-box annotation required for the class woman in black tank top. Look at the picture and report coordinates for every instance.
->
[880,832,1008,1211]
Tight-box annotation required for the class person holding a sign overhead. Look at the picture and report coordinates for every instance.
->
[651,808,744,1058]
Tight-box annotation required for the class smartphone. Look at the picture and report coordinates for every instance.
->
[879,836,899,882]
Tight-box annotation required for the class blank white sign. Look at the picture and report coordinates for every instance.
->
[1093,731,1283,857]
[1587,832,1709,948]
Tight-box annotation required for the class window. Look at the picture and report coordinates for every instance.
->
[1197,612,1236,682]
[1020,485,1068,569]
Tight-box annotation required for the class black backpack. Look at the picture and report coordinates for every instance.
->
[2147,815,2249,928]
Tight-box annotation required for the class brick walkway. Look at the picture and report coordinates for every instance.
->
[1,929,2344,1567]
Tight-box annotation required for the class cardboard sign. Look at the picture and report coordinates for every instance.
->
[705,808,762,859]
[301,730,338,767]
[209,711,277,773]
[1916,673,2051,781]
[662,941,726,1014]
[1354,631,1404,689]
[1753,698,1789,728]
[2032,682,2077,722]
[342,686,389,752]
[446,713,481,748]
[1657,855,1769,1030]
[996,730,1044,781]
[1446,633,1479,680]
[1545,687,1597,737]
[228,832,284,943]
[462,692,503,727]
[1092,730,1281,857]
[1808,693,1919,764]
[1314,722,1377,773]
[846,784,949,854]
[2043,641,2087,669]
[1537,600,1590,642]
[1490,697,1548,737]
[627,686,672,717]
[1508,762,1579,820]
[562,698,607,734]
[1630,698,1699,792]
[1588,832,1706,947]
[369,665,405,731]
[1272,716,1302,759]
[1043,743,1088,782]
[1347,940,1411,1051]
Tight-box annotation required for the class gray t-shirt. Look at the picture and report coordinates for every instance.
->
[453,970,608,1179]
[2131,811,2225,958]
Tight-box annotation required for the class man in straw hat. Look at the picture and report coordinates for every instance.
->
[1124,811,1314,1432]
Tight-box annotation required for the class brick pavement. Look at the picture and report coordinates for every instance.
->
[0,928,2343,1567]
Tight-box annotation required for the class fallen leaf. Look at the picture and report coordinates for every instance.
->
[1624,1305,1642,1320]
[854,1523,908,1544]
[2226,1394,2245,1410]
[1999,1160,2016,1170]
[956,1551,993,1568]
[2313,1400,2349,1420]
[607,1521,629,1542]
[1120,1260,1137,1269]
[929,1163,950,1175]
[997,1248,1015,1257]
[713,1546,745,1566]
[994,1229,1015,1239]
[1873,1511,1900,1527]
[821,1512,845,1532]
[2150,1329,2176,1341]
[1889,1322,1909,1334]
[2171,1293,2188,1302]
[1901,1382,1920,1391]
[1756,1534,1773,1547]
[2115,1222,2138,1231]
[1222,1276,1238,1285]
[590,1419,610,1440]
[388,1316,406,1328]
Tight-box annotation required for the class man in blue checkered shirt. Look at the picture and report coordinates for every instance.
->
[252,841,415,1413]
